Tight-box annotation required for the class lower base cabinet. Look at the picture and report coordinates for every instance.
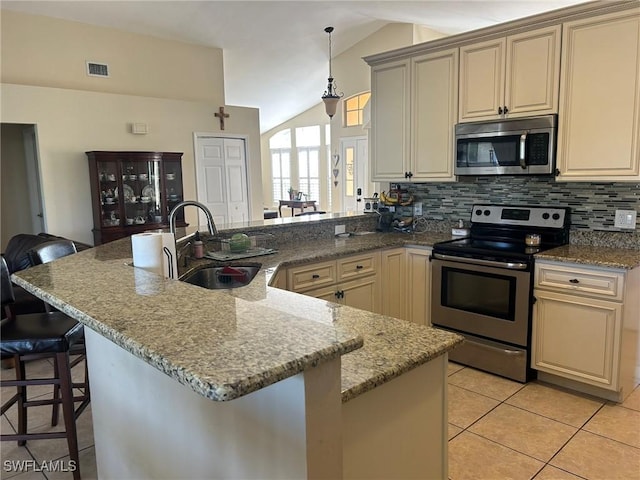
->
[380,248,406,319]
[405,247,432,326]
[532,261,639,402]
[285,252,381,314]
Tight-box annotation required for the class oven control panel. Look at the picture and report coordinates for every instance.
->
[471,205,568,228]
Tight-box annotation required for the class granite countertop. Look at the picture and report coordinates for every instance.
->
[12,230,462,403]
[536,244,640,270]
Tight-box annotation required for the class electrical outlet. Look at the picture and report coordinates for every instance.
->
[614,209,637,229]
[334,224,346,235]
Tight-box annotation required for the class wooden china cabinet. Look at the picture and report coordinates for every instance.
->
[87,151,187,245]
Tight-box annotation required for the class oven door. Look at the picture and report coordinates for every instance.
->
[431,254,532,347]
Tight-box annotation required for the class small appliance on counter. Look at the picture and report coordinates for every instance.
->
[376,208,394,232]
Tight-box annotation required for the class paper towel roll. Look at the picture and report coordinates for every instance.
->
[131,233,163,275]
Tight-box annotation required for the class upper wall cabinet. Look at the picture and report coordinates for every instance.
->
[370,49,458,182]
[370,59,411,182]
[556,8,640,181]
[411,49,458,181]
[459,25,561,122]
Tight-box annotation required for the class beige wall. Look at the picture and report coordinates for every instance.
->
[261,23,447,212]
[1,10,224,103]
[1,10,263,245]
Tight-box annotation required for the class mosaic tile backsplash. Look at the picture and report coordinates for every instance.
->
[397,177,639,248]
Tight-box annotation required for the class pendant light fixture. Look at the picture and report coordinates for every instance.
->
[321,26,343,118]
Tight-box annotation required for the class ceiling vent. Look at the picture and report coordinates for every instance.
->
[86,61,109,77]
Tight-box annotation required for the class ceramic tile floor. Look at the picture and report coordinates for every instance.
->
[447,361,640,480]
[1,358,639,479]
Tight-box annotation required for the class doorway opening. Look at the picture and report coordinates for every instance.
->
[340,136,372,213]
[1,123,45,250]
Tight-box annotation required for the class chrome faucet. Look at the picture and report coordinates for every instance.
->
[169,200,218,237]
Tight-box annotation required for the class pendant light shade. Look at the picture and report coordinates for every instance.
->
[321,26,343,118]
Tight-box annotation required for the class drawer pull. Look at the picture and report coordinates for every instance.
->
[356,265,364,270]
[312,274,320,279]
[569,278,580,284]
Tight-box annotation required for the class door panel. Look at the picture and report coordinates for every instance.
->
[196,136,249,226]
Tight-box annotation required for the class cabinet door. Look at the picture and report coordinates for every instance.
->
[340,277,380,313]
[532,289,622,390]
[380,248,406,319]
[459,38,505,122]
[505,25,560,117]
[411,49,458,181]
[305,285,341,303]
[405,247,432,326]
[370,59,411,181]
[557,9,640,180]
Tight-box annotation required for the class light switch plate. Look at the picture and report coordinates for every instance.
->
[334,224,346,235]
[614,209,637,229]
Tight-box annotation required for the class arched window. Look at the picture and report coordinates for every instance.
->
[343,91,371,127]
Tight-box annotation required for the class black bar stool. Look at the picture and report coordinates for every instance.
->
[1,256,90,480]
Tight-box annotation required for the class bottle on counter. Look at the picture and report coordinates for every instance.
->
[193,231,204,259]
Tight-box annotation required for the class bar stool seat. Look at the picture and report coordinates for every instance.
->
[1,256,89,480]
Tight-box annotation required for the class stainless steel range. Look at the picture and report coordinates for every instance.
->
[431,204,570,382]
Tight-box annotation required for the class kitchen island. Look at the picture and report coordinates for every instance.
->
[12,230,463,479]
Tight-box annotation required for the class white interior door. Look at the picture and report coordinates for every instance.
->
[340,136,370,213]
[195,135,249,227]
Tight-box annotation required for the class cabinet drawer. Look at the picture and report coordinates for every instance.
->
[337,252,378,282]
[287,260,337,292]
[535,263,624,301]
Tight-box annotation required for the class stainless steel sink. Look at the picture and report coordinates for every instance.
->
[180,264,261,289]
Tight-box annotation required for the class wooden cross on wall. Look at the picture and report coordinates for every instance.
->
[215,106,230,130]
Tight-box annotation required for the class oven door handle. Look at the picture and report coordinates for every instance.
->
[433,252,529,270]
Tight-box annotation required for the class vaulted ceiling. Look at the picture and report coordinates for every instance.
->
[2,1,589,132]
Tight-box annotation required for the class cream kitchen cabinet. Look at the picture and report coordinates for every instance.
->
[370,59,410,182]
[380,248,406,320]
[556,8,640,181]
[459,25,561,122]
[532,260,640,402]
[405,247,433,326]
[370,49,458,182]
[287,252,380,313]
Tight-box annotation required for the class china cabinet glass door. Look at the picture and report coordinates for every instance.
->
[98,160,121,228]
[121,158,163,227]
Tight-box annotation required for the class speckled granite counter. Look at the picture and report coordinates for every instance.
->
[536,244,640,269]
[11,230,462,403]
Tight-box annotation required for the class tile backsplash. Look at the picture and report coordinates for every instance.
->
[397,177,639,248]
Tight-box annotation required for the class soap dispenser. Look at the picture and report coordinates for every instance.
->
[193,231,204,259]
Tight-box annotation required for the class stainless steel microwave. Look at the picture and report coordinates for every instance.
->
[455,114,557,176]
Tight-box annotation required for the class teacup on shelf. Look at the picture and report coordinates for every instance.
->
[140,196,151,203]
[166,173,176,180]
[126,218,134,225]
[129,174,137,181]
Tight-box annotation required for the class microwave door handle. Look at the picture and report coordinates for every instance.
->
[519,131,528,169]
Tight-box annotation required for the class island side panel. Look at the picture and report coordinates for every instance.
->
[342,354,448,479]
[85,328,343,479]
